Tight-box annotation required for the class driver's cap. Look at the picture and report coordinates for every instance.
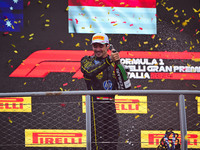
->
[91,33,109,44]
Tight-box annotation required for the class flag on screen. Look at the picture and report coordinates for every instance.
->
[0,0,23,32]
[68,0,156,34]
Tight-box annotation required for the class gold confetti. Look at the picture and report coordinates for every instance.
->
[38,0,42,4]
[161,79,165,82]
[193,8,200,13]
[20,35,25,38]
[14,50,18,53]
[66,6,69,11]
[40,14,45,17]
[135,115,139,119]
[166,7,173,11]
[29,37,33,40]
[75,43,80,47]
[120,2,125,5]
[45,24,50,27]
[46,4,50,8]
[148,80,153,83]
[24,82,26,85]
[196,123,199,126]
[60,87,63,91]
[72,79,75,82]
[46,19,50,22]
[192,84,197,88]
[8,118,13,123]
[85,38,90,41]
[8,59,12,63]
[113,23,118,26]
[176,102,178,107]
[71,33,74,38]
[11,44,16,48]
[29,33,34,37]
[138,42,141,47]
[42,112,45,115]
[120,41,123,44]
[185,135,188,140]
[60,40,64,44]
[77,116,80,122]
[150,114,154,118]
[143,86,148,90]
[155,44,159,48]
[144,41,148,44]
[82,7,85,10]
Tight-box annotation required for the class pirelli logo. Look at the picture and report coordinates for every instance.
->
[82,95,147,114]
[25,129,86,147]
[92,35,104,41]
[141,130,200,148]
[0,97,32,112]
[196,96,200,114]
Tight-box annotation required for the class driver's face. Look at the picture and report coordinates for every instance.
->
[92,43,109,58]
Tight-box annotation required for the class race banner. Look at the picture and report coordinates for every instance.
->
[9,50,200,80]
[141,130,200,149]
[68,0,156,34]
[82,95,147,114]
[25,129,86,147]
[0,97,31,112]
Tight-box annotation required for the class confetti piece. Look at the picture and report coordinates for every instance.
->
[120,41,123,44]
[46,4,50,9]
[130,24,133,26]
[143,86,148,90]
[29,37,33,40]
[166,7,173,11]
[184,135,188,140]
[75,19,78,24]
[151,35,155,39]
[60,87,63,91]
[135,115,139,119]
[193,8,200,13]
[85,38,90,41]
[42,112,45,115]
[60,103,66,107]
[150,114,154,118]
[29,33,34,37]
[138,42,141,47]
[71,33,74,38]
[72,79,75,82]
[161,79,165,82]
[45,24,50,27]
[8,117,13,123]
[148,80,153,83]
[14,50,18,53]
[139,27,143,30]
[38,0,42,4]
[155,44,158,48]
[46,19,50,22]
[60,40,64,44]
[192,84,197,88]
[176,102,178,107]
[27,1,31,6]
[144,41,148,44]
[20,35,25,38]
[77,116,80,122]
[40,14,45,17]
[63,82,68,86]
[75,43,80,47]
[196,123,199,126]
[66,6,69,11]
[180,29,184,32]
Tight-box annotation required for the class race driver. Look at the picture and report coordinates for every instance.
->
[81,33,122,150]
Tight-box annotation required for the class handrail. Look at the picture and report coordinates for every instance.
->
[0,90,200,97]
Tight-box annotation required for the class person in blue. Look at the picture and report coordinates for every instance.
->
[81,33,121,150]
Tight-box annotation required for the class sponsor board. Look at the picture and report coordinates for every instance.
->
[82,95,147,114]
[141,130,200,148]
[25,129,86,147]
[0,97,32,112]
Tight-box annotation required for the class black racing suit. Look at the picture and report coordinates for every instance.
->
[81,55,119,150]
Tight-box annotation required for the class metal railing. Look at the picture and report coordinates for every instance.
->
[1,89,200,150]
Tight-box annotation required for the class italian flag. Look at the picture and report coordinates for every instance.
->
[68,0,156,34]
